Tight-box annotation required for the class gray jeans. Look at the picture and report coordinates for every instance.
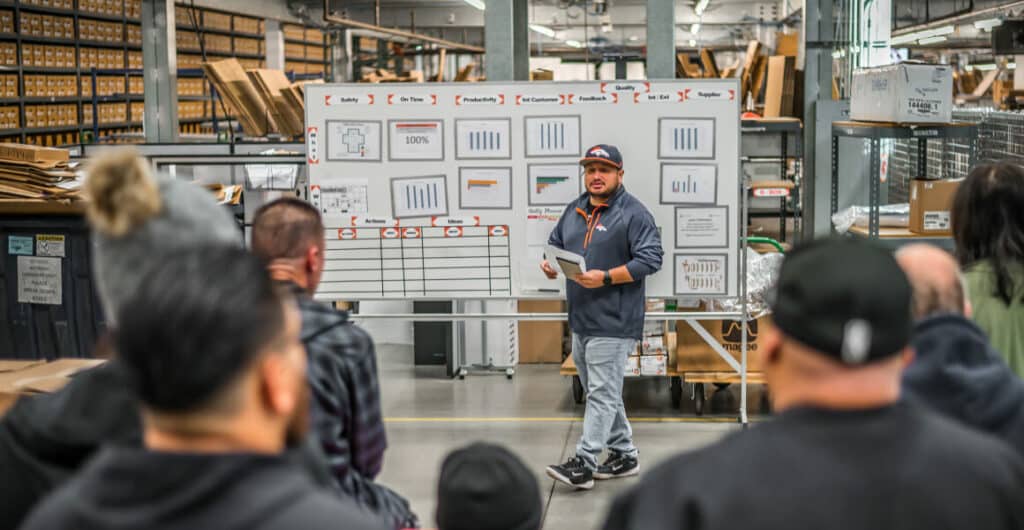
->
[573,333,638,470]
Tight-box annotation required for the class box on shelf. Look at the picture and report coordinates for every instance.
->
[640,354,668,376]
[851,63,953,124]
[625,355,641,377]
[642,335,667,355]
[676,316,766,372]
[645,298,666,312]
[909,178,961,236]
[643,320,666,337]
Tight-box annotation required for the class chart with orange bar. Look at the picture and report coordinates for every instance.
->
[317,224,512,298]
[459,167,512,209]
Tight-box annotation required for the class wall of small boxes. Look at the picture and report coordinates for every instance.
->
[282,24,327,76]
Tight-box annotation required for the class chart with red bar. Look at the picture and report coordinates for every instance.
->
[318,224,512,298]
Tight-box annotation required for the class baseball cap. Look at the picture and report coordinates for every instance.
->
[580,144,623,169]
[768,238,913,365]
[436,443,542,530]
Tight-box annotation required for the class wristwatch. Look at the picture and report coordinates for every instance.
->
[603,270,612,286]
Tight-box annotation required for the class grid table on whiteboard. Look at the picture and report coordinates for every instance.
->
[320,225,512,298]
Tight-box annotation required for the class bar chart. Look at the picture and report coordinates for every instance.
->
[528,163,580,205]
[459,167,512,209]
[525,115,580,157]
[660,163,717,204]
[392,175,449,218]
[659,117,715,159]
[456,118,511,159]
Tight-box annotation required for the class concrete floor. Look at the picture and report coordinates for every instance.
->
[374,344,766,530]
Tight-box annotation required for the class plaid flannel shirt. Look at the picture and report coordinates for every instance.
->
[282,283,415,528]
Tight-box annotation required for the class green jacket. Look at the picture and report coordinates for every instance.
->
[965,261,1024,378]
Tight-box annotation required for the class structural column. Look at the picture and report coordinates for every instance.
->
[646,0,675,79]
[802,0,834,237]
[141,0,178,142]
[265,19,285,71]
[485,0,529,81]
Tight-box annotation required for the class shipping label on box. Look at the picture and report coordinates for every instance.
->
[625,356,641,377]
[640,354,667,376]
[851,63,953,124]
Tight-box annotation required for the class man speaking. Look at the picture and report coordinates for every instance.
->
[542,144,663,490]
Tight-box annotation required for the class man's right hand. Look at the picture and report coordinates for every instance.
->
[541,260,558,279]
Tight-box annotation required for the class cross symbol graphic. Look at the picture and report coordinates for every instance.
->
[342,128,366,154]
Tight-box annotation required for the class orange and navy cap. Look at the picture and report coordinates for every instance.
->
[579,144,623,169]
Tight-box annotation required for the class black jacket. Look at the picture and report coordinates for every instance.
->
[548,186,664,339]
[19,446,388,530]
[604,402,1024,530]
[0,360,336,530]
[0,361,140,529]
[904,314,1024,457]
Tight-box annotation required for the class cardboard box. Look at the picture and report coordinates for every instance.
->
[677,317,766,372]
[517,299,564,363]
[643,320,667,337]
[0,143,70,164]
[909,178,961,235]
[0,359,106,416]
[764,55,796,117]
[625,355,641,377]
[641,354,667,376]
[642,335,666,355]
[851,63,953,123]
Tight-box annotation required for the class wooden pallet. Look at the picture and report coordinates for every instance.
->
[683,371,766,385]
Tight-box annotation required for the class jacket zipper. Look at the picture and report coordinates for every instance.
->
[575,204,607,249]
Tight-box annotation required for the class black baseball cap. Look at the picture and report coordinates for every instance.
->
[769,238,913,365]
[436,443,542,530]
[580,144,623,169]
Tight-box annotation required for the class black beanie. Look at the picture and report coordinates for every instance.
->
[436,443,542,530]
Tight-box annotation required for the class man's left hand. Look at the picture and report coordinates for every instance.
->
[573,270,606,289]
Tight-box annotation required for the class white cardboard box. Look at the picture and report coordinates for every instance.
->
[851,63,952,124]
[642,335,666,355]
[643,321,666,337]
[625,356,641,377]
[640,354,667,376]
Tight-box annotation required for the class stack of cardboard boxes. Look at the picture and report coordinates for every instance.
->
[234,16,262,35]
[23,0,75,8]
[0,106,19,130]
[24,104,77,129]
[851,63,959,237]
[177,78,206,97]
[0,9,13,34]
[80,76,125,97]
[626,300,677,377]
[126,24,141,45]
[126,0,142,19]
[0,43,14,66]
[203,12,231,31]
[25,75,77,98]
[22,45,76,68]
[20,13,75,40]
[234,37,262,56]
[79,19,124,43]
[0,74,17,98]
[79,0,123,16]
[79,48,124,70]
[82,102,127,125]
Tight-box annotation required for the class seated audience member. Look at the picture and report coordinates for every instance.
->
[952,162,1024,376]
[251,198,416,529]
[603,238,1024,530]
[896,243,1024,456]
[20,246,387,530]
[0,147,244,528]
[436,443,542,530]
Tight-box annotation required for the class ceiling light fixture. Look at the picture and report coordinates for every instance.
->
[974,18,1003,31]
[694,0,710,16]
[529,24,556,37]
[688,39,697,47]
[917,35,948,45]
[565,39,584,48]
[463,0,485,10]
[690,23,701,34]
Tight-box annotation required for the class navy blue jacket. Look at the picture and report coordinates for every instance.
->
[548,186,663,339]
[904,314,1024,458]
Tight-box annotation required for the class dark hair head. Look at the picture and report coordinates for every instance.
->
[251,198,325,262]
[115,245,288,413]
[952,162,1024,305]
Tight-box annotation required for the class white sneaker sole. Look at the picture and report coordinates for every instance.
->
[545,467,595,490]
[593,465,640,480]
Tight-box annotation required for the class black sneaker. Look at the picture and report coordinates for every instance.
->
[593,451,639,480]
[545,456,594,490]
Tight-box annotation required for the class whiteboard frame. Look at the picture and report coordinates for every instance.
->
[304,79,742,301]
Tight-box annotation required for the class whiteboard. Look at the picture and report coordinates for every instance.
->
[304,80,740,300]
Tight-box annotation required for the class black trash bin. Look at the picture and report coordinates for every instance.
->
[0,215,105,359]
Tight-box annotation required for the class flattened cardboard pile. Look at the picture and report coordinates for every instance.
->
[0,359,107,415]
[202,59,313,139]
[248,69,305,137]
[0,143,81,203]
